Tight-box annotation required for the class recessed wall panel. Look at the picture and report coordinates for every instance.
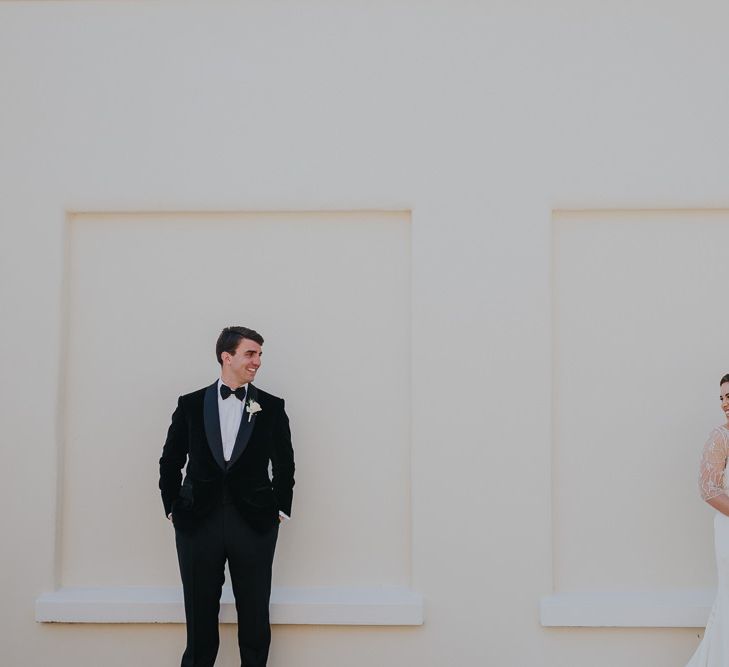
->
[61,210,411,588]
[553,210,729,592]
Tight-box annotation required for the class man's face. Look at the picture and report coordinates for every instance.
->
[222,338,262,387]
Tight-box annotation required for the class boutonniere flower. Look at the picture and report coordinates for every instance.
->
[246,399,262,422]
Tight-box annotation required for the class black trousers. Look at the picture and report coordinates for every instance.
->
[175,502,279,667]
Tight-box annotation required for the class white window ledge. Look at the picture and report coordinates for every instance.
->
[540,589,714,627]
[36,586,424,626]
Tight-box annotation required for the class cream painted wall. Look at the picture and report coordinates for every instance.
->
[61,211,411,589]
[553,210,729,595]
[1,1,728,666]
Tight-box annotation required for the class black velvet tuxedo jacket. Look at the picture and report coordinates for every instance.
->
[159,381,295,534]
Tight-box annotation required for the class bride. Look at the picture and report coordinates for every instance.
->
[687,374,729,666]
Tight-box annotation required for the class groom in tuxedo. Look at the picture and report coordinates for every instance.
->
[159,326,295,667]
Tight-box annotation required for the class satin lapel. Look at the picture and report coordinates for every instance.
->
[203,381,226,471]
[228,384,259,468]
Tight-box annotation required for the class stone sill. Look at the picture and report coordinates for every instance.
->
[36,586,424,626]
[540,589,714,627]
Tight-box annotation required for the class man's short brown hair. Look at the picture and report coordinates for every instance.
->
[216,326,264,365]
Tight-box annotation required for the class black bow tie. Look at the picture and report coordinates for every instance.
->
[220,384,246,401]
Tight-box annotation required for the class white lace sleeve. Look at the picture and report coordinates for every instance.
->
[699,428,729,501]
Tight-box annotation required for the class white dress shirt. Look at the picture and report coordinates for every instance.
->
[217,379,246,462]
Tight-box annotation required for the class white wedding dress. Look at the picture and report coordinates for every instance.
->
[686,425,729,666]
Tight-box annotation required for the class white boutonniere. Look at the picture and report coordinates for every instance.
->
[246,399,262,422]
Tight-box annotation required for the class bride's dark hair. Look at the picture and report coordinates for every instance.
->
[721,374,729,385]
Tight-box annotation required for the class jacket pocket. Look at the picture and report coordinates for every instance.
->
[178,478,194,505]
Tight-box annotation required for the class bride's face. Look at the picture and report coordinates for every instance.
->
[721,383,729,422]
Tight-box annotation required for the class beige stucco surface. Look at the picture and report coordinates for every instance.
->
[2,1,728,665]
